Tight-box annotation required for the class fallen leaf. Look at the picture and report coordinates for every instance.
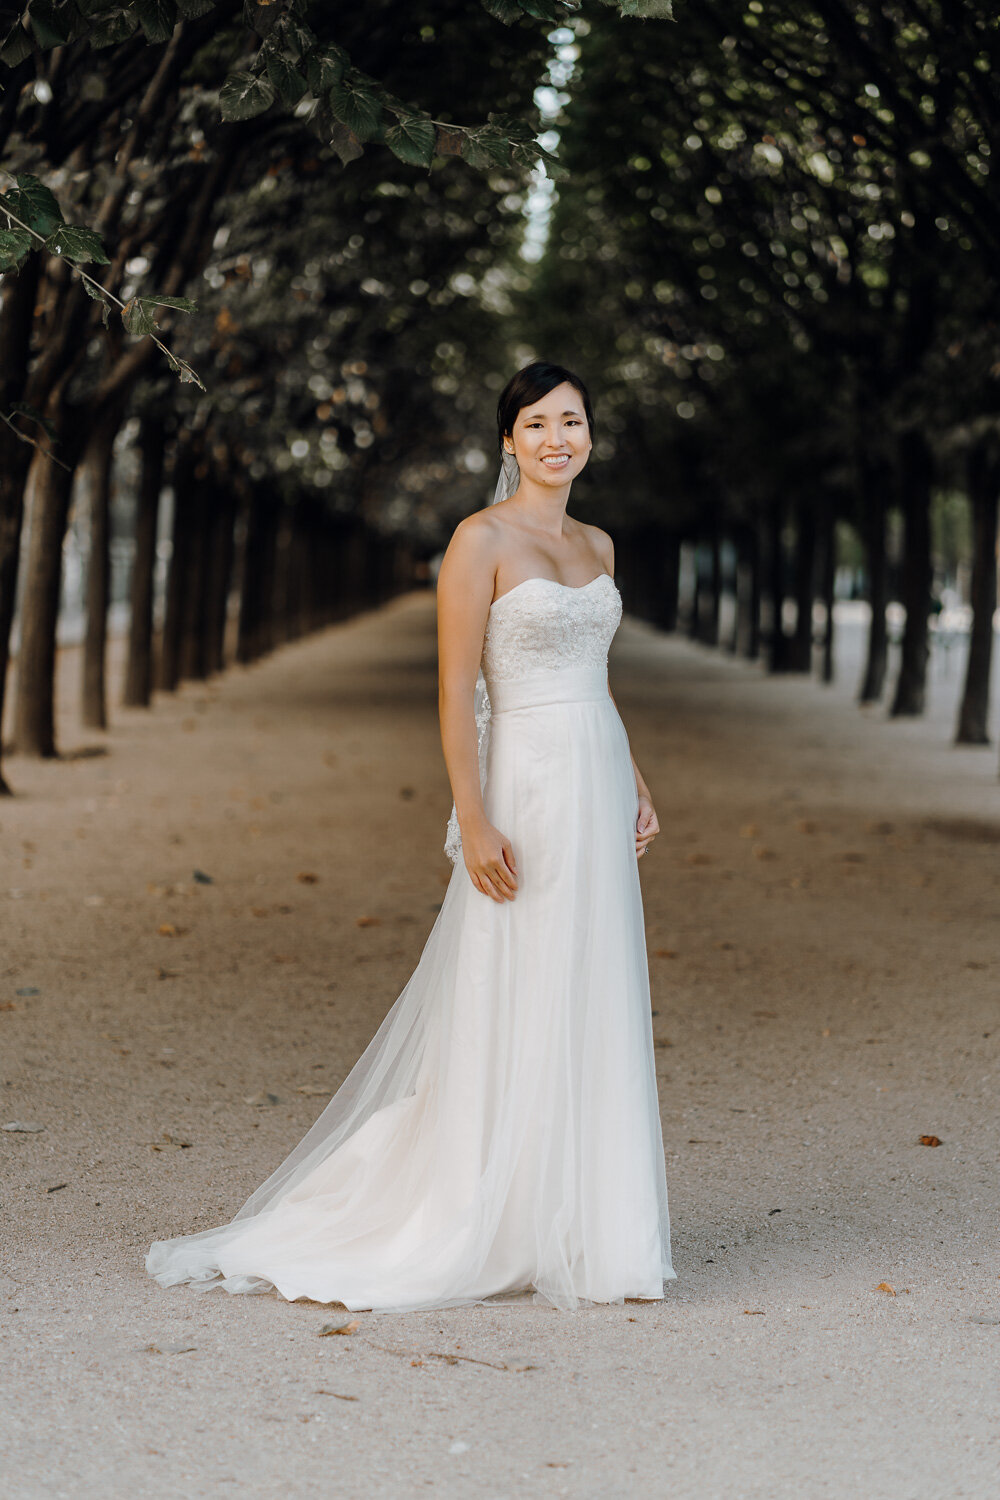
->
[319,1320,359,1337]
[753,1009,778,1019]
[192,869,214,885]
[743,1309,765,1315]
[399,786,416,800]
[355,915,381,927]
[874,1282,896,1296]
[150,1133,193,1152]
[714,941,735,950]
[653,948,677,959]
[251,907,270,918]
[739,824,759,838]
[158,923,177,937]
[918,1135,942,1147]
[15,986,39,997]
[244,1091,282,1107]
[795,819,818,834]
[654,1038,672,1049]
[296,1085,332,1096]
[752,846,777,861]
[316,1390,359,1400]
[2,1121,45,1133]
[157,968,179,980]
[685,852,713,865]
[0,1002,16,1012]
[297,872,319,884]
[839,851,866,863]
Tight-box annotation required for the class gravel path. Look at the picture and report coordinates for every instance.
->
[2,592,998,1499]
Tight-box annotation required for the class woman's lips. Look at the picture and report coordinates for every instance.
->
[541,455,570,468]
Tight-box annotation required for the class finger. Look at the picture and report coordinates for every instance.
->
[503,842,518,877]
[490,865,517,899]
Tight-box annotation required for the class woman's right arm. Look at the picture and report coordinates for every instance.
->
[436,518,518,903]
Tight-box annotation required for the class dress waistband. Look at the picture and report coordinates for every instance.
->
[487,666,609,714]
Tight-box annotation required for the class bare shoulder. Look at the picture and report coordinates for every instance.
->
[438,508,503,595]
[575,519,615,573]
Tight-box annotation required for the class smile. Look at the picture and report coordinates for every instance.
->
[540,455,570,468]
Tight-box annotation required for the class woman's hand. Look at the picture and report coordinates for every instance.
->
[462,817,519,902]
[636,794,659,859]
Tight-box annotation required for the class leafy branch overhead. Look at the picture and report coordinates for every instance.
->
[0,173,201,387]
[1,1,671,176]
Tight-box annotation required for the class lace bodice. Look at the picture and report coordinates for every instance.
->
[443,573,623,864]
[482,574,622,685]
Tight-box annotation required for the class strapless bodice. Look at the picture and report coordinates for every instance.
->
[481,574,622,690]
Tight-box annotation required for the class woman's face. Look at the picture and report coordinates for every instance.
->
[503,381,592,488]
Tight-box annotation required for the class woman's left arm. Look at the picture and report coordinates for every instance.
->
[599,528,659,859]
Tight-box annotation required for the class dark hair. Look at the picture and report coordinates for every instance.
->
[497,361,595,449]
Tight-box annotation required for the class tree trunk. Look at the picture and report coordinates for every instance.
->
[178,456,212,683]
[158,435,197,693]
[818,497,836,684]
[237,485,280,664]
[11,404,88,758]
[766,501,790,673]
[656,530,680,632]
[0,257,41,791]
[890,430,934,717]
[80,405,122,731]
[790,499,816,672]
[123,414,166,708]
[701,517,721,646]
[956,445,998,746]
[744,517,762,661]
[858,463,889,704]
[204,483,237,677]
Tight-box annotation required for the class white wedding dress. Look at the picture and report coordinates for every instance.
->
[147,573,674,1312]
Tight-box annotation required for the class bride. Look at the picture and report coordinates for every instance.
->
[146,361,674,1312]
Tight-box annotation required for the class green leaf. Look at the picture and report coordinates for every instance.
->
[486,111,536,145]
[329,121,364,166]
[613,0,673,15]
[460,129,512,170]
[244,0,279,38]
[480,0,524,21]
[535,144,569,181]
[139,292,198,313]
[43,224,110,264]
[0,228,33,271]
[517,0,570,21]
[304,44,347,95]
[88,8,140,47]
[0,19,33,66]
[385,116,437,169]
[121,297,157,337]
[264,49,307,107]
[328,71,384,142]
[272,14,315,59]
[4,175,63,235]
[219,70,276,121]
[134,0,176,43]
[27,0,74,49]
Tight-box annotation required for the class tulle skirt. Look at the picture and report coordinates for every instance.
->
[146,665,673,1312]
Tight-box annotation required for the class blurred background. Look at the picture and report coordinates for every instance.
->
[1,0,998,777]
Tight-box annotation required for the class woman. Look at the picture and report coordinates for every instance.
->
[147,361,674,1312]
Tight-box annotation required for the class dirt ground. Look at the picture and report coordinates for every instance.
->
[1,590,998,1500]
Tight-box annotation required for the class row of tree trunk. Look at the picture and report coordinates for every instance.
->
[0,407,417,792]
[615,432,1000,763]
